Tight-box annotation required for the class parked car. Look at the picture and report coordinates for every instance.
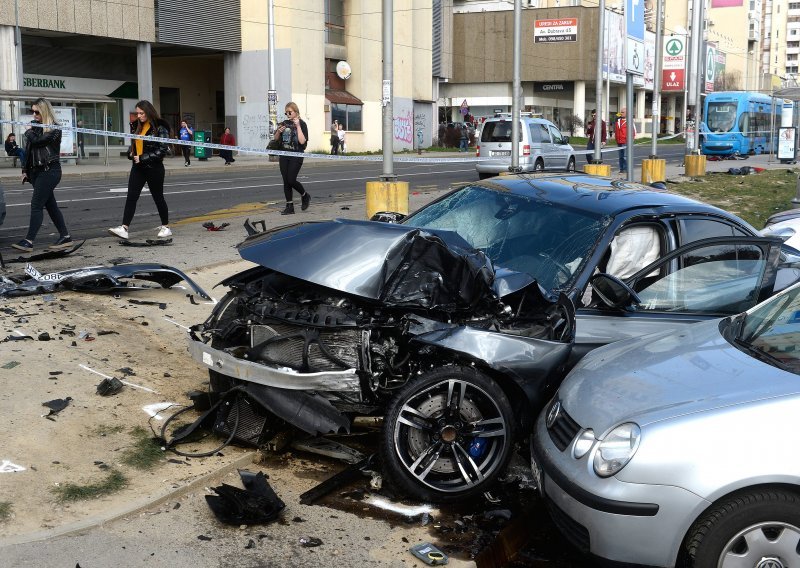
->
[476,115,577,178]
[762,208,800,251]
[532,281,800,567]
[189,174,800,502]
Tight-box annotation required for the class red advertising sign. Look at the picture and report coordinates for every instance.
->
[534,18,578,43]
[662,69,684,91]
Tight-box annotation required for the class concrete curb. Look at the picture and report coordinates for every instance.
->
[0,451,258,547]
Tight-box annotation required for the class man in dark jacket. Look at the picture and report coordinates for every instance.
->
[585,109,607,163]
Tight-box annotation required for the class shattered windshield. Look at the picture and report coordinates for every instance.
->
[403,185,606,291]
[737,284,800,374]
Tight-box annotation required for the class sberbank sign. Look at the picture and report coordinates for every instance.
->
[23,77,66,89]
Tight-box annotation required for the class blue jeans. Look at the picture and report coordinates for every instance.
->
[459,138,468,151]
[9,148,25,164]
[618,145,627,172]
[586,141,595,163]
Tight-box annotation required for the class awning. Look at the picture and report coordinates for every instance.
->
[0,89,116,103]
[774,88,800,101]
[325,89,363,105]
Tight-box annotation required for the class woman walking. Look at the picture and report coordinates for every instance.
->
[108,100,172,240]
[12,98,72,252]
[273,102,310,215]
[178,120,193,166]
[219,127,236,165]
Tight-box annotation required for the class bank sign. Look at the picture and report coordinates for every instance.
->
[534,18,578,43]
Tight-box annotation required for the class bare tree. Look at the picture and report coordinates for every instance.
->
[563,114,584,136]
[715,70,742,92]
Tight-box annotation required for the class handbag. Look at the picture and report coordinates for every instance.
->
[267,139,282,151]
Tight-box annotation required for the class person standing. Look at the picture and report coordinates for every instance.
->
[76,120,86,159]
[330,121,339,155]
[108,100,172,240]
[337,123,346,154]
[585,109,607,163]
[273,102,310,215]
[12,98,72,252]
[458,124,468,152]
[615,108,635,173]
[219,127,236,165]
[4,133,25,166]
[179,120,193,166]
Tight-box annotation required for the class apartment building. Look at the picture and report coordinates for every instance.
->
[0,0,440,154]
[762,0,800,88]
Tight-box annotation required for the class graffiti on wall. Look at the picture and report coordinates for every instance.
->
[242,110,271,146]
[393,110,413,144]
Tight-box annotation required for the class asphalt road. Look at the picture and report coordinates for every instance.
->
[0,145,687,247]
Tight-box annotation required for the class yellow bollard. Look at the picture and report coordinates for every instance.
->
[641,158,666,184]
[684,155,707,177]
[366,181,409,220]
[583,163,612,176]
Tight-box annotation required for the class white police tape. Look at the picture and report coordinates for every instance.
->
[1,119,688,163]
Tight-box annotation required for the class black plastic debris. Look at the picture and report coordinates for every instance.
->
[49,371,63,376]
[205,469,285,525]
[2,361,21,369]
[243,218,267,236]
[97,330,118,336]
[116,367,136,376]
[202,221,230,231]
[119,238,173,247]
[38,332,51,341]
[299,455,376,505]
[299,537,323,548]
[3,334,33,342]
[197,535,212,541]
[128,299,168,310]
[96,377,123,396]
[42,397,72,416]
[370,211,406,223]
[4,240,86,264]
[244,539,256,549]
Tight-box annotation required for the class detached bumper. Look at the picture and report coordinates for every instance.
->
[187,339,361,392]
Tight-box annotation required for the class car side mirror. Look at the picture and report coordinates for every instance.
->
[590,273,641,309]
[562,136,570,145]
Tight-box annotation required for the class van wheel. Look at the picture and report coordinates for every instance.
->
[565,157,576,172]
[534,160,544,172]
[478,172,494,180]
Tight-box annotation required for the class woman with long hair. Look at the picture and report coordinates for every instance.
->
[272,102,310,214]
[12,98,72,252]
[108,100,172,240]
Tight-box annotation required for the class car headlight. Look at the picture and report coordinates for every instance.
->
[593,423,641,477]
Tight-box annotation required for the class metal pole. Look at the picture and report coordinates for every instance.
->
[510,0,522,172]
[686,0,702,156]
[14,0,23,90]
[268,0,278,137]
[650,0,664,157]
[381,0,395,180]
[594,0,606,163]
[626,73,634,180]
[769,89,775,163]
[103,102,108,167]
[691,0,705,154]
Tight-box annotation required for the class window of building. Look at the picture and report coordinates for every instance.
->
[789,41,800,47]
[789,66,800,73]
[331,103,362,131]
[790,2,800,8]
[325,0,345,45]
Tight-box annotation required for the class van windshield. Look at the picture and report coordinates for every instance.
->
[481,121,522,143]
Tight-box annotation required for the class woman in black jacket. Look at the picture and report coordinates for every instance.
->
[12,98,72,252]
[108,100,172,240]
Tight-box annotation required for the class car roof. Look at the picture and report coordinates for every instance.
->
[476,173,750,221]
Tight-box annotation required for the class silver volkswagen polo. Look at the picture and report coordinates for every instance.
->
[532,281,800,567]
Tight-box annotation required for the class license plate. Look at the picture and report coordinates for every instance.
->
[491,150,511,157]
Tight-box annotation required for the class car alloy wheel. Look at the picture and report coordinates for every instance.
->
[381,366,514,502]
[685,490,800,568]
[566,157,576,172]
[534,159,544,172]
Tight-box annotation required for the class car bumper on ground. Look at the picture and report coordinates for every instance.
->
[532,412,709,567]
[187,339,360,392]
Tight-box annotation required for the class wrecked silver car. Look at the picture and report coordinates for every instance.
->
[190,176,800,502]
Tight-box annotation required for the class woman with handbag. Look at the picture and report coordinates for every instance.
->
[272,102,310,215]
[12,98,72,252]
[108,100,172,240]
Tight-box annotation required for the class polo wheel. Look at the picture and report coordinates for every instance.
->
[534,159,545,172]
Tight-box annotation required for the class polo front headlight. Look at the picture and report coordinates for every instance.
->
[593,423,641,477]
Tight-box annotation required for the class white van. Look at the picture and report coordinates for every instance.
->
[476,115,577,179]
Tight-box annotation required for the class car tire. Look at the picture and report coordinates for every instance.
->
[380,365,515,503]
[478,172,494,180]
[534,159,544,172]
[565,157,576,172]
[684,489,800,568]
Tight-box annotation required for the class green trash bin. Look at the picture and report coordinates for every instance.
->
[194,130,208,160]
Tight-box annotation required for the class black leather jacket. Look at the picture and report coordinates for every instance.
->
[128,118,171,166]
[22,123,61,173]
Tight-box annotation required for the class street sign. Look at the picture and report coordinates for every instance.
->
[460,99,469,116]
[534,18,578,43]
[626,0,645,75]
[705,44,717,92]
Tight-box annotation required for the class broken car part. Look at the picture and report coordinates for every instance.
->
[298,455,377,506]
[0,263,211,300]
[119,238,173,247]
[205,469,285,525]
[96,377,124,396]
[409,542,448,566]
[243,218,266,236]
[4,240,85,264]
[203,221,230,231]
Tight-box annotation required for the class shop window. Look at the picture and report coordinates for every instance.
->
[331,103,362,131]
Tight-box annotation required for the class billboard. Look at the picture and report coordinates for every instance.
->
[626,0,645,75]
[711,0,743,6]
[534,18,578,43]
[603,10,626,83]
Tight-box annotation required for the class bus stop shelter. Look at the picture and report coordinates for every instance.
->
[0,89,115,166]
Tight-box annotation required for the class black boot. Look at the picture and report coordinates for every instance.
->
[301,192,311,211]
[281,202,295,215]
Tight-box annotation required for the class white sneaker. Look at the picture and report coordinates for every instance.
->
[157,225,172,238]
[108,225,129,239]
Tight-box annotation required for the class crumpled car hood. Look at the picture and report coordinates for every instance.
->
[237,219,538,311]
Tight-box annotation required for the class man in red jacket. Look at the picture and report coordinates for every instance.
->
[614,108,635,172]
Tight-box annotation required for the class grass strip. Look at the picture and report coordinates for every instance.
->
[53,470,127,502]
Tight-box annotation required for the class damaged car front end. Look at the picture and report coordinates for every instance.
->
[189,218,575,502]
